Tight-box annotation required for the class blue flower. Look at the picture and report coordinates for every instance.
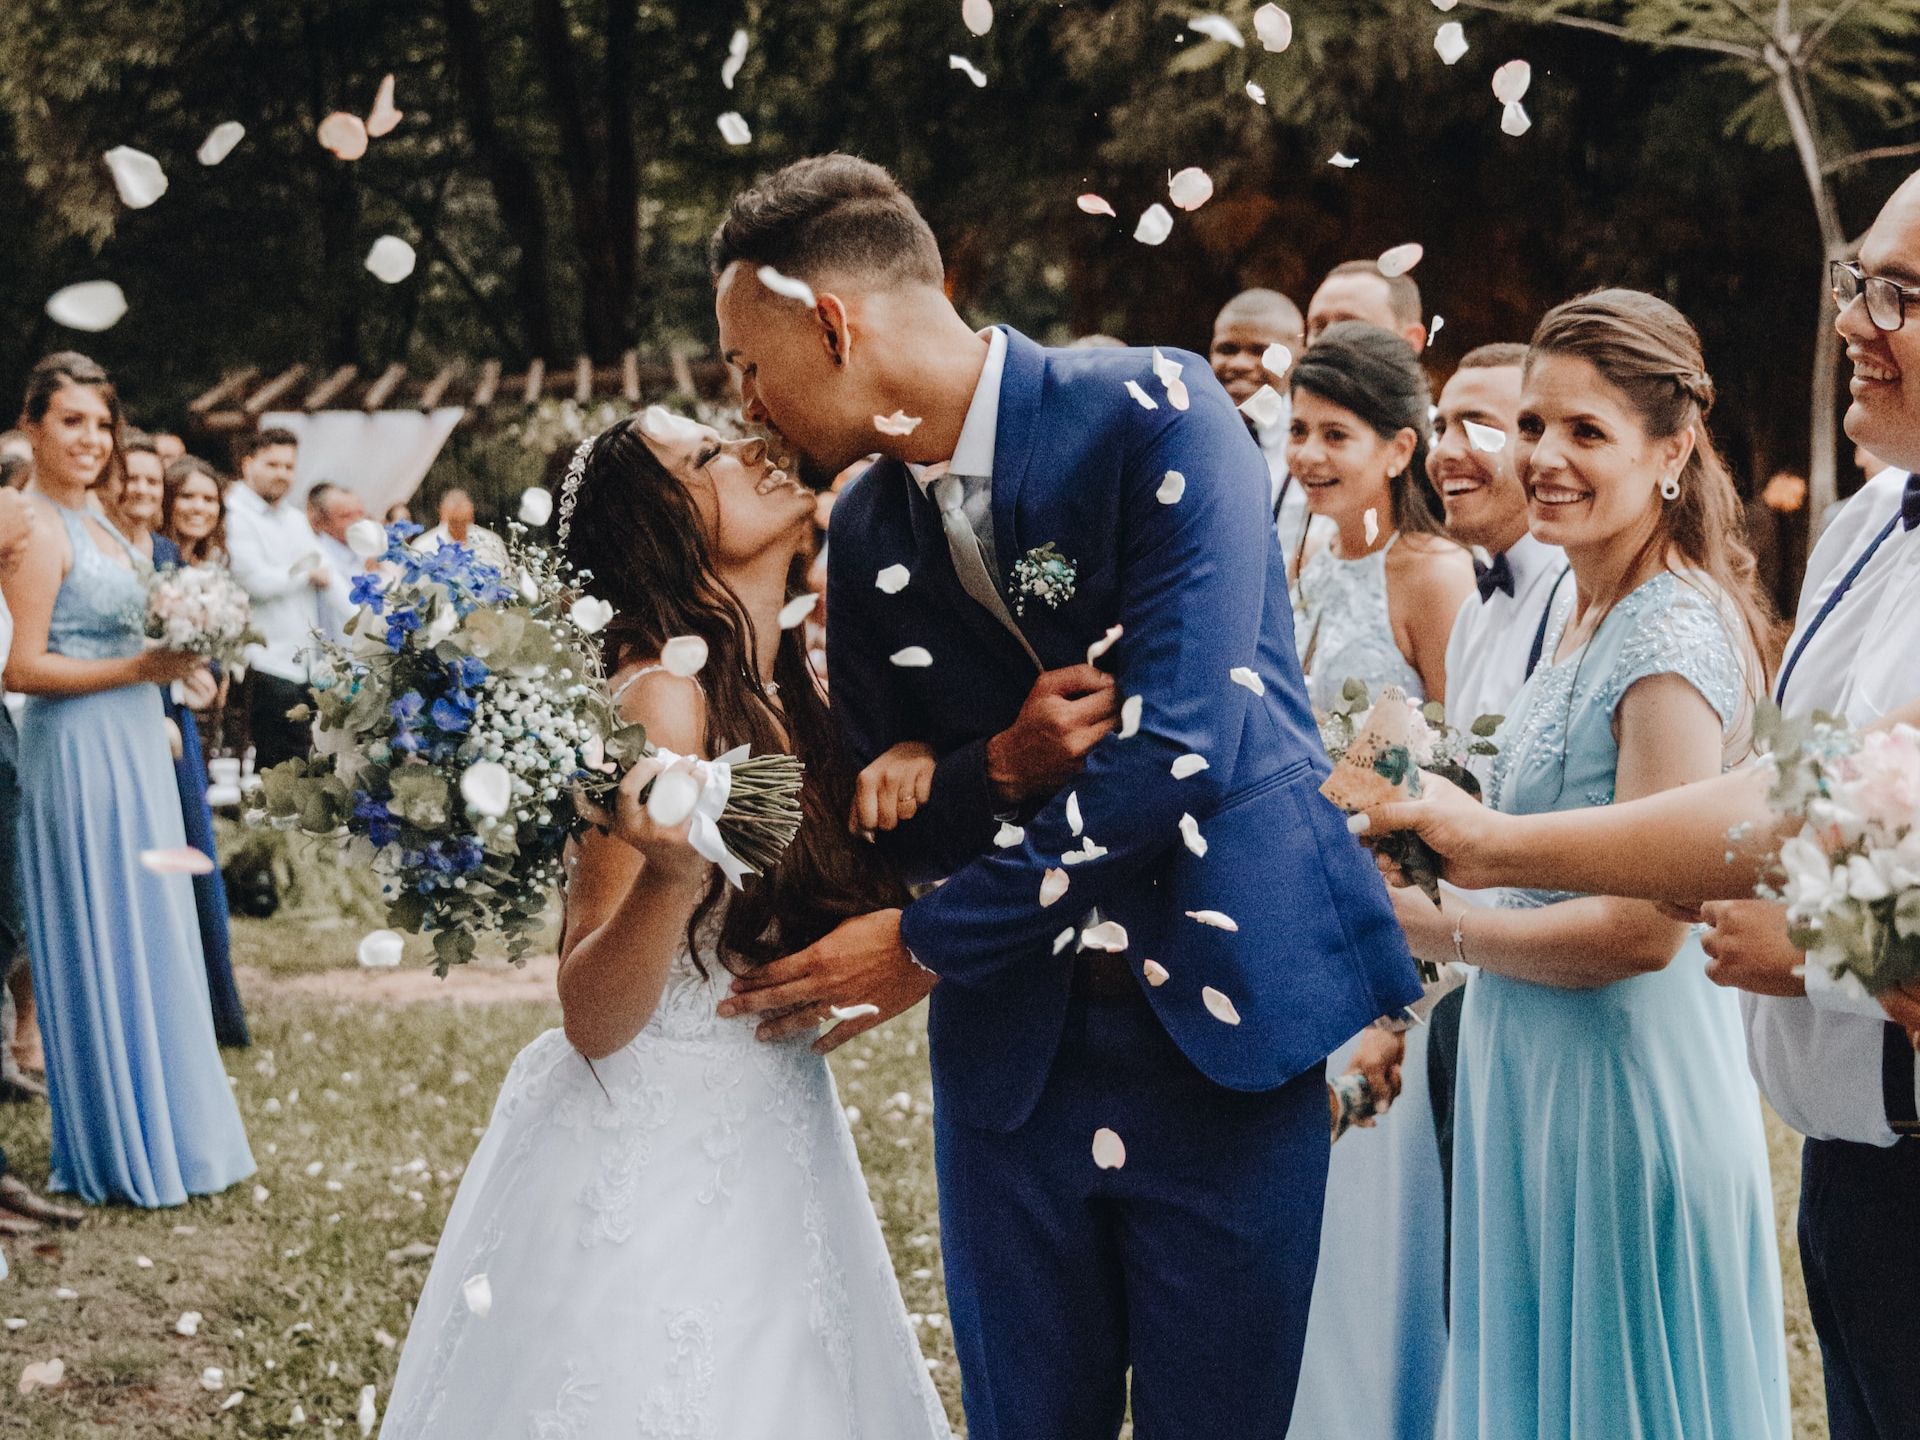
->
[430,692,473,734]
[349,573,387,612]
[453,655,490,689]
[390,691,425,725]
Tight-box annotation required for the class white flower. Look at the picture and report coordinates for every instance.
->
[1778,830,1843,918]
[460,762,513,819]
[1844,852,1893,903]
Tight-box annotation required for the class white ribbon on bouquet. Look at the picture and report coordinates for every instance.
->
[645,745,752,888]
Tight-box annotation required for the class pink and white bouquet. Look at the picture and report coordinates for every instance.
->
[146,563,262,667]
[1763,712,1920,998]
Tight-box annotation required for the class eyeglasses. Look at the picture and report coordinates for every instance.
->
[1830,259,1920,333]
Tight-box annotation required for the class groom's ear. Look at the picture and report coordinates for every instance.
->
[815,292,853,370]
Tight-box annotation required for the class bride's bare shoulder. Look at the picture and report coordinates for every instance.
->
[609,660,706,754]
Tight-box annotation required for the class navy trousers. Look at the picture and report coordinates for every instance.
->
[1800,1135,1920,1440]
[935,985,1329,1440]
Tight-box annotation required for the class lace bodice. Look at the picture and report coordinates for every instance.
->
[46,502,149,661]
[1294,536,1425,711]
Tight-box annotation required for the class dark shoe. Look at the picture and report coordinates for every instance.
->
[0,1176,84,1227]
[0,1070,48,1102]
[0,1210,41,1236]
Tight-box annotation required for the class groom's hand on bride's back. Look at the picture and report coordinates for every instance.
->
[985,664,1119,804]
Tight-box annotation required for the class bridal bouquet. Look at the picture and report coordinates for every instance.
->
[254,521,805,973]
[146,563,261,667]
[1761,710,1920,998]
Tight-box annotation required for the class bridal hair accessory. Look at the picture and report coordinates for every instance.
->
[556,433,596,548]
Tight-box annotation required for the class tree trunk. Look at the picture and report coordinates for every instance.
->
[602,0,639,349]
[529,0,622,360]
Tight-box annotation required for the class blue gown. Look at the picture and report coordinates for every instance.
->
[18,503,254,1207]
[152,535,248,1048]
[1450,572,1788,1438]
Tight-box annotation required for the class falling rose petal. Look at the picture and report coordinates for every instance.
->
[1253,3,1293,51]
[1429,314,1446,340]
[570,596,614,634]
[1143,959,1170,987]
[756,264,816,308]
[1151,348,1191,409]
[1464,420,1508,454]
[1171,753,1209,779]
[828,1002,880,1023]
[197,121,245,167]
[20,1358,66,1395]
[875,564,911,594]
[962,0,994,35]
[517,487,554,527]
[1190,910,1241,933]
[1091,1127,1127,1169]
[1329,152,1359,169]
[1432,0,1459,8]
[1364,508,1381,546]
[1087,625,1123,663]
[201,1367,225,1392]
[1239,384,1286,428]
[1377,243,1424,278]
[459,761,512,819]
[175,1311,203,1337]
[1081,920,1129,952]
[1261,343,1293,378]
[103,146,167,208]
[717,112,752,145]
[647,766,701,827]
[1156,470,1186,505]
[346,518,389,557]
[1132,203,1173,246]
[1492,59,1532,104]
[367,74,404,137]
[1189,14,1246,47]
[778,593,817,630]
[994,822,1025,848]
[45,280,128,333]
[1202,984,1244,1022]
[1119,694,1142,738]
[1500,100,1532,137]
[1053,926,1076,955]
[140,847,215,876]
[1125,380,1157,410]
[365,236,417,284]
[1179,812,1208,856]
[1061,838,1108,865]
[357,929,404,969]
[461,1274,492,1318]
[1066,791,1084,836]
[318,112,370,161]
[889,645,933,668]
[1039,868,1070,907]
[1434,21,1468,65]
[874,410,923,436]
[721,28,750,89]
[1246,81,1267,104]
[661,635,710,677]
[1077,193,1117,218]
[1167,167,1214,212]
[358,1384,378,1437]
[949,55,989,87]
[1230,666,1265,695]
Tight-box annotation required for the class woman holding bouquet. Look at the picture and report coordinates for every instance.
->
[4,352,253,1207]
[378,409,950,1439]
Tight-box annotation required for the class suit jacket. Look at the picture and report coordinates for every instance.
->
[827,327,1421,1131]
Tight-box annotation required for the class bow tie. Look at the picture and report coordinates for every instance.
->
[1905,473,1920,530]
[1474,551,1515,602]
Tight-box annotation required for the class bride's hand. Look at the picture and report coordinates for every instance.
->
[851,741,937,834]
[583,756,707,881]
[1356,770,1514,892]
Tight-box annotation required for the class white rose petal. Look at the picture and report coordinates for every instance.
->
[1253,3,1293,51]
[1081,920,1129,952]
[1119,694,1143,738]
[661,635,708,676]
[1433,0,1459,9]
[1179,813,1208,857]
[874,411,922,436]
[1091,1127,1127,1169]
[1053,926,1077,955]
[461,1274,492,1318]
[1066,791,1084,836]
[1189,910,1240,932]
[318,112,370,160]
[1087,625,1123,663]
[828,1003,880,1021]
[1239,384,1286,428]
[1133,203,1174,246]
[1201,985,1243,1022]
[1168,167,1213,212]
[1260,343,1293,379]
[1171,753,1209,779]
[756,264,816,308]
[365,236,417,284]
[1434,21,1468,65]
[1430,314,1446,340]
[1463,420,1508,454]
[1156,470,1187,504]
[19,1358,66,1395]
[1364,507,1380,546]
[4,1319,25,1331]
[104,146,167,208]
[993,822,1025,848]
[1039,868,1070,907]
[197,121,246,167]
[646,766,701,828]
[346,518,389,557]
[45,280,128,333]
[889,646,933,668]
[460,761,513,819]
[1500,100,1531,137]
[1152,348,1191,409]
[1076,193,1117,218]
[1061,838,1108,865]
[201,1366,225,1392]
[366,73,404,137]
[357,930,404,970]
[1125,379,1159,410]
[221,1391,245,1412]
[1492,58,1532,104]
[140,847,215,876]
[717,112,752,145]
[517,487,554,526]
[175,1311,203,1337]
[252,1185,270,1205]
[1377,243,1424,278]
[358,1384,379,1436]
[963,0,994,35]
[1329,152,1359,169]
[875,563,912,593]
[949,54,988,87]
[1189,14,1245,46]
[1246,80,1268,104]
[721,28,750,89]
[1230,666,1265,695]
[54,1288,77,1300]
[1143,959,1170,986]
[778,593,818,629]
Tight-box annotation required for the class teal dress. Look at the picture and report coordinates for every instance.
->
[18,503,254,1206]
[1448,573,1788,1438]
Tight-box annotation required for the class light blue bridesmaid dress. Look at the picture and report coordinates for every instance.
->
[17,502,254,1207]
[1289,537,1448,1440]
[1449,572,1788,1439]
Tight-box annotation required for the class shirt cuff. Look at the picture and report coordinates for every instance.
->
[1803,960,1893,1020]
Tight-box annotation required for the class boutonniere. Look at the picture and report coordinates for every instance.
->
[1010,542,1078,616]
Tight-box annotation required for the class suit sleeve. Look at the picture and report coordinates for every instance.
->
[826,516,1006,886]
[899,376,1271,985]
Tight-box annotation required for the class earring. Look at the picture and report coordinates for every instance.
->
[1660,474,1681,501]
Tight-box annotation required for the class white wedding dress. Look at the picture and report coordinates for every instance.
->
[379,911,952,1440]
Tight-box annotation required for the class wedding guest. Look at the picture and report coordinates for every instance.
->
[6,351,254,1207]
[384,500,413,526]
[0,486,45,1107]
[1284,321,1473,1440]
[102,431,167,562]
[225,426,342,770]
[151,431,186,463]
[1384,291,1788,1439]
[1306,260,1428,353]
[161,456,230,566]
[412,487,508,567]
[1209,288,1328,571]
[307,480,366,580]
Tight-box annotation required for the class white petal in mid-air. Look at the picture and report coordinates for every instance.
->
[1039,868,1070,907]
[1377,243,1424,278]
[1434,22,1468,65]
[889,646,933,668]
[1171,753,1209,779]
[1077,193,1117,218]
[662,635,710,676]
[875,564,911,594]
[1087,625,1123,663]
[1202,985,1243,1022]
[318,112,370,160]
[1119,694,1143,738]
[993,822,1025,848]
[346,516,390,555]
[1133,203,1174,246]
[517,487,554,526]
[757,265,816,308]
[1261,343,1293,378]
[1066,791,1084,836]
[1328,152,1359,169]
[358,1384,379,1437]
[874,410,922,435]
[1168,167,1213,212]
[1364,507,1380,546]
[1091,1127,1127,1169]
[1151,348,1191,409]
[1189,14,1246,46]
[1125,380,1158,410]
[646,767,702,828]
[367,74,404,137]
[717,112,752,145]
[1429,314,1446,340]
[1189,910,1240,932]
[1179,812,1208,857]
[1500,100,1532,137]
[45,280,128,333]
[1156,470,1186,505]
[140,847,215,876]
[949,55,988,87]
[1053,926,1077,955]
[722,28,750,89]
[1253,4,1293,51]
[104,146,168,208]
[1230,666,1265,695]
[828,1003,880,1021]
[777,593,818,629]
[1143,959,1170,986]
[1246,81,1267,104]
[459,762,513,820]
[1464,420,1508,454]
[1061,838,1108,865]
[1081,920,1129,952]
[365,236,417,284]
[963,0,994,36]
[1492,59,1532,104]
[197,121,246,167]
[1239,384,1286,428]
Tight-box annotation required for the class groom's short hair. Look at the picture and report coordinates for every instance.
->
[709,154,944,289]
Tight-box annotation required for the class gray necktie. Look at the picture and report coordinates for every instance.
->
[931,472,1041,669]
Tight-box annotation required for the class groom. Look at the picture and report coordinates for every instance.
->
[711,155,1420,1438]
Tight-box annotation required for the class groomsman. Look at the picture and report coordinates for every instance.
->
[1306,260,1429,354]
[1207,289,1323,567]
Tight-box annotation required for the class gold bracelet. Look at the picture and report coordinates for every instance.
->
[1450,909,1469,969]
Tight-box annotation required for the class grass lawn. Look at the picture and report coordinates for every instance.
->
[2,909,1824,1438]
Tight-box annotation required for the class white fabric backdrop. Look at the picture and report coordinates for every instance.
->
[262,408,465,519]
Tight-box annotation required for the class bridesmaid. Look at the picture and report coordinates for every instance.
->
[1284,323,1473,1440]
[1387,292,1789,1438]
[5,353,253,1207]
[97,441,250,1048]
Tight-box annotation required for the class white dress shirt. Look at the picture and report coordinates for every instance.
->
[909,325,1005,571]
[225,484,346,683]
[412,522,510,571]
[316,533,364,644]
[1745,466,1920,1144]
[1442,533,1569,745]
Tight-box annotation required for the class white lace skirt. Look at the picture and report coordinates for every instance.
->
[379,1004,951,1440]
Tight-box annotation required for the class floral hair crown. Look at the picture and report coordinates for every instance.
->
[555,433,597,549]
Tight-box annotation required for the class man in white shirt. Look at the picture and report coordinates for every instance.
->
[306,482,368,645]
[412,488,508,570]
[1207,288,1326,569]
[1306,260,1429,354]
[224,427,343,769]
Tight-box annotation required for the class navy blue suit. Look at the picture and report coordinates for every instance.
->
[828,329,1421,1438]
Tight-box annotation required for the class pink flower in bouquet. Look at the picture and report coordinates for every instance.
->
[1842,726,1920,833]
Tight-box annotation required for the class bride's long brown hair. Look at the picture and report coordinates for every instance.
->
[562,417,905,969]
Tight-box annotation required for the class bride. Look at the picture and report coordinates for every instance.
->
[379,409,951,1439]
